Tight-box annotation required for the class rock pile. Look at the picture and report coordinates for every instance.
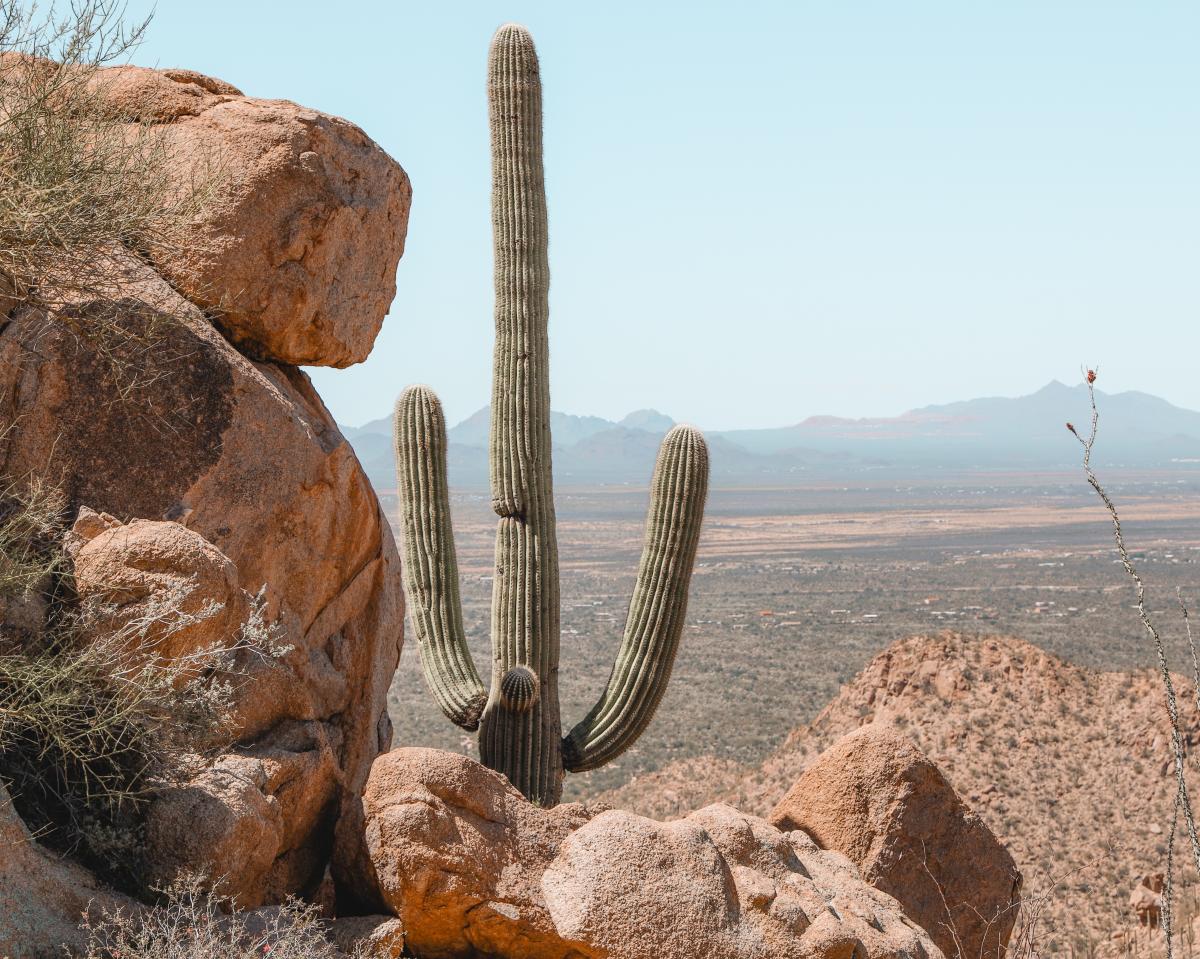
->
[0,63,409,945]
[343,747,946,959]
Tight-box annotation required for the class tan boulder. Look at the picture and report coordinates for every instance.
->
[95,64,411,367]
[1131,873,1164,929]
[769,724,1021,959]
[328,915,407,958]
[0,253,402,899]
[349,747,944,959]
[0,781,139,958]
[144,754,285,906]
[143,721,342,908]
[72,515,251,663]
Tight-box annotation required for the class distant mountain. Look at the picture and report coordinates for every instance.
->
[363,408,698,485]
[619,409,676,433]
[341,414,392,440]
[467,409,617,449]
[721,380,1200,466]
[343,382,1200,490]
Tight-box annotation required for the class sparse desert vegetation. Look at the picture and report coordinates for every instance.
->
[388,471,1200,790]
[385,469,1200,954]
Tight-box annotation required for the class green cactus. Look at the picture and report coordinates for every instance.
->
[393,23,709,806]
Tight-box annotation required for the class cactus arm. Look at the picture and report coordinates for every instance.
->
[563,425,709,773]
[393,385,488,730]
[477,23,564,806]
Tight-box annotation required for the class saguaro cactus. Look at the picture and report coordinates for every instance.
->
[394,23,709,806]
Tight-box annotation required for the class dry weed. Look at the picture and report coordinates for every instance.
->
[1070,369,1200,959]
[0,0,223,400]
[0,477,289,886]
[81,878,367,959]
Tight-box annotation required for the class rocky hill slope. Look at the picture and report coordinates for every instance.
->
[601,631,1191,954]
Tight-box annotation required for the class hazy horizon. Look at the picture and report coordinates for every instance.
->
[341,376,1196,433]
[126,2,1200,431]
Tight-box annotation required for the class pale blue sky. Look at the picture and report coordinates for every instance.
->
[128,2,1199,430]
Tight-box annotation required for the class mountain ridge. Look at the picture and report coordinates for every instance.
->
[344,382,1200,488]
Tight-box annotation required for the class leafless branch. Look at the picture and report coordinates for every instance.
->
[1069,370,1200,959]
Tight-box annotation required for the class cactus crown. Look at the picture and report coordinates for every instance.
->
[394,24,709,806]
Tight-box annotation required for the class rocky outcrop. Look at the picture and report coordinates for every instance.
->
[721,633,1183,952]
[0,781,139,958]
[770,724,1022,959]
[71,512,251,664]
[1131,874,1163,929]
[95,65,411,368]
[0,253,402,899]
[0,65,408,911]
[347,748,945,959]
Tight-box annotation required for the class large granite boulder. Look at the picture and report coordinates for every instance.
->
[94,65,412,367]
[346,748,945,959]
[0,255,403,900]
[770,724,1022,959]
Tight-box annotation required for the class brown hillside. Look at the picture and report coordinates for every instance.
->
[601,631,1196,954]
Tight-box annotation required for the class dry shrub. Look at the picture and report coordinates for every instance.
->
[81,879,367,959]
[0,471,63,600]
[0,477,289,888]
[0,0,223,400]
[0,0,216,310]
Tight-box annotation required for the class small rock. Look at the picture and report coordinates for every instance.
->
[328,915,406,958]
[73,517,250,664]
[1131,873,1164,929]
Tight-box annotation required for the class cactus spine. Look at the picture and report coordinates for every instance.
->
[394,23,709,806]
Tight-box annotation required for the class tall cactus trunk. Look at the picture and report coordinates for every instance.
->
[479,23,563,806]
[393,23,709,808]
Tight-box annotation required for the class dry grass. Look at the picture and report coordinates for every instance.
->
[81,879,368,959]
[0,476,289,888]
[0,0,222,401]
[0,470,63,601]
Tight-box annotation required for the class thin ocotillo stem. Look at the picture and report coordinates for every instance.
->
[1070,376,1200,959]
